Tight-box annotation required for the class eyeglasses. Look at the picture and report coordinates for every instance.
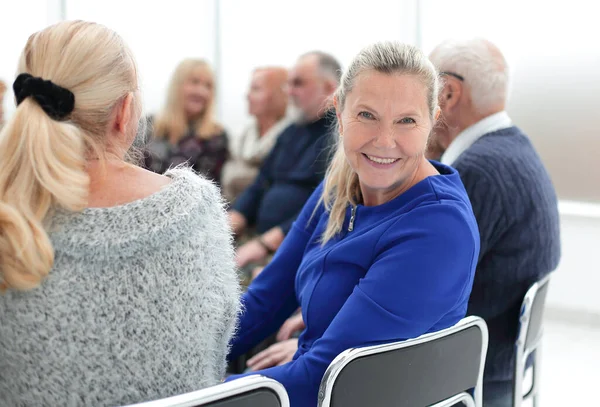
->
[440,71,464,81]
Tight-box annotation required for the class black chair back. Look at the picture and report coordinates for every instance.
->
[318,316,488,407]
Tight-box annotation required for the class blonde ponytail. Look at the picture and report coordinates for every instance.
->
[0,100,88,290]
[0,21,140,290]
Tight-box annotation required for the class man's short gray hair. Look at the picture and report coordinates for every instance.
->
[301,51,342,85]
[430,38,509,114]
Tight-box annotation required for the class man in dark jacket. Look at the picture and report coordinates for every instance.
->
[230,51,341,269]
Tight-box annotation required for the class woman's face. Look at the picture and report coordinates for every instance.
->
[182,67,213,120]
[337,70,433,203]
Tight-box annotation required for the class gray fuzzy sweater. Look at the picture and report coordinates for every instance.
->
[0,168,241,406]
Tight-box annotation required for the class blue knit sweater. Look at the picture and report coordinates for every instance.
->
[228,162,480,407]
[453,126,561,382]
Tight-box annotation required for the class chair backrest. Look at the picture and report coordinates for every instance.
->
[125,376,289,407]
[513,274,552,407]
[520,275,551,352]
[317,316,488,407]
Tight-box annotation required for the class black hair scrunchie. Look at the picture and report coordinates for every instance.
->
[13,73,75,121]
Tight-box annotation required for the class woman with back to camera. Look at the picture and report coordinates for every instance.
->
[144,59,229,185]
[226,42,481,406]
[0,21,240,406]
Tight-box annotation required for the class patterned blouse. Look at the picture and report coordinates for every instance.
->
[144,119,229,186]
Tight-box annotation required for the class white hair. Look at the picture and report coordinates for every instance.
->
[300,51,342,85]
[430,38,509,114]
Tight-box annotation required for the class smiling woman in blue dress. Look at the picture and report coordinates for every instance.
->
[227,41,480,407]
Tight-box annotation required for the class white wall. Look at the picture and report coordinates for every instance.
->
[65,0,217,117]
[419,0,600,203]
[2,0,418,135]
[219,0,418,135]
[0,0,217,119]
[548,204,600,318]
[0,0,49,118]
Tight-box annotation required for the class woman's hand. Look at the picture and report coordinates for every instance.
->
[235,239,267,268]
[276,312,305,341]
[229,210,247,236]
[246,339,299,371]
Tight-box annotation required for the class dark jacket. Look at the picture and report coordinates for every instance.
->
[232,114,334,234]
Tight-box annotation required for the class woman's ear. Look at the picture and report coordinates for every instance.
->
[114,93,134,135]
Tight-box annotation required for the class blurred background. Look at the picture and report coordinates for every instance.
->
[1,1,598,404]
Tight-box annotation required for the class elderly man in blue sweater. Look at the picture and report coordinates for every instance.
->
[230,51,340,269]
[428,39,561,406]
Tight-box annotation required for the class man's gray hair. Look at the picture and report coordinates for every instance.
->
[301,51,342,84]
[430,38,509,114]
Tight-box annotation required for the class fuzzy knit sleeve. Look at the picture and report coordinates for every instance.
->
[174,169,242,381]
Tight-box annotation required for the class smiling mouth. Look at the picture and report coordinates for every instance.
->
[363,153,400,165]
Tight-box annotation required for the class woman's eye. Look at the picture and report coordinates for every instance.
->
[358,111,375,120]
[399,117,416,124]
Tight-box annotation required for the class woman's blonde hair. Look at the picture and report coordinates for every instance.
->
[153,59,221,143]
[0,20,140,291]
[319,41,440,243]
[0,80,6,128]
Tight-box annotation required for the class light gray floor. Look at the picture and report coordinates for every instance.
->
[529,317,600,406]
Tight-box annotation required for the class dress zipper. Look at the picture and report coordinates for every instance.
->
[348,206,357,232]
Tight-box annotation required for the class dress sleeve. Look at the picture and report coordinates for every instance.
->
[228,182,326,360]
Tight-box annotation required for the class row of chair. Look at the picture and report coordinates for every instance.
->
[127,276,550,407]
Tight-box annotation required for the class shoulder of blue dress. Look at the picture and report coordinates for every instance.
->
[424,162,471,203]
[429,159,457,175]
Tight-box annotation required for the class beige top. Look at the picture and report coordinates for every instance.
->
[222,116,292,201]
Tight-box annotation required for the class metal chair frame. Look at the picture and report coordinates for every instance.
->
[125,375,289,407]
[513,275,552,407]
[318,316,488,407]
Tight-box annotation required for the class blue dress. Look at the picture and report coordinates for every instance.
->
[228,162,480,406]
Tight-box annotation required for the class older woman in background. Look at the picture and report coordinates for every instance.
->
[221,67,290,202]
[227,41,480,407]
[145,59,229,185]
